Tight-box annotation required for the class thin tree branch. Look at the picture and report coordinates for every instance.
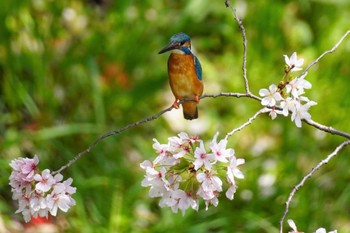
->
[225,108,266,140]
[225,0,250,95]
[300,30,350,77]
[304,118,350,139]
[279,140,350,233]
[53,105,175,174]
[201,92,261,102]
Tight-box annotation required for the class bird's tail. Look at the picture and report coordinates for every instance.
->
[182,102,198,120]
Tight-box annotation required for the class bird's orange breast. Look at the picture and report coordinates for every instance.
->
[167,53,203,100]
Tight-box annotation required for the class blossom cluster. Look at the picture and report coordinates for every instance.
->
[140,132,244,215]
[288,219,337,233]
[259,52,317,127]
[9,155,76,223]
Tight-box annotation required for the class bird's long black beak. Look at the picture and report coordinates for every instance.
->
[158,42,179,54]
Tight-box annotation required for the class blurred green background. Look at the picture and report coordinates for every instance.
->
[1,0,350,232]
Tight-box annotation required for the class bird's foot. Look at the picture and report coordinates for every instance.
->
[194,95,200,103]
[173,99,179,109]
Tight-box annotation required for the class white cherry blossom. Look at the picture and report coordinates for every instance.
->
[259,84,283,107]
[284,52,304,72]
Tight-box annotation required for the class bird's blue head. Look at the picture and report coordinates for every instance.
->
[158,32,192,55]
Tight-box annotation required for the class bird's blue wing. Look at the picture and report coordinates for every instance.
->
[194,56,202,80]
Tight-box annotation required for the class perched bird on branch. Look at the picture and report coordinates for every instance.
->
[159,32,204,120]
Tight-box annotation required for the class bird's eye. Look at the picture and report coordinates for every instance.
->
[180,41,185,46]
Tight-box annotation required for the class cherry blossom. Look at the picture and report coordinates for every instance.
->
[9,155,76,223]
[227,157,245,183]
[168,135,189,159]
[141,132,244,214]
[280,97,297,117]
[152,138,169,157]
[47,182,76,216]
[284,52,304,72]
[209,132,234,162]
[197,171,223,193]
[288,219,337,233]
[177,131,199,145]
[194,140,215,170]
[286,72,312,98]
[171,190,198,215]
[259,84,283,107]
[225,183,237,200]
[265,107,284,120]
[34,169,56,192]
[288,219,301,233]
[153,139,178,165]
[259,52,317,127]
[291,101,317,128]
[9,155,39,187]
[141,166,169,197]
[315,228,337,233]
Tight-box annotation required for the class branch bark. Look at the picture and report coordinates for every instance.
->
[279,140,350,233]
[225,0,250,94]
[300,30,350,77]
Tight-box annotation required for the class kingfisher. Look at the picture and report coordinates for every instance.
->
[158,32,204,120]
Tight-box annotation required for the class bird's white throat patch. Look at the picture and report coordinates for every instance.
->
[171,49,186,55]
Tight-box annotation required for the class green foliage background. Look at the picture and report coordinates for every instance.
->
[1,0,350,232]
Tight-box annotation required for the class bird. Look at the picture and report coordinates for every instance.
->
[158,32,204,120]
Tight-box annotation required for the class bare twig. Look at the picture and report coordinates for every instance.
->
[279,140,350,233]
[225,108,266,140]
[201,92,261,102]
[304,118,350,139]
[53,105,175,174]
[225,0,250,94]
[301,30,350,76]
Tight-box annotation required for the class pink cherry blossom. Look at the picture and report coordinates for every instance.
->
[34,169,55,192]
[141,133,244,214]
[9,155,76,223]
[227,157,245,184]
[225,183,237,200]
[171,190,198,215]
[152,138,169,157]
[193,140,215,170]
[197,171,223,193]
[168,135,188,159]
[178,132,199,145]
[286,72,311,98]
[47,182,76,216]
[209,132,233,163]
